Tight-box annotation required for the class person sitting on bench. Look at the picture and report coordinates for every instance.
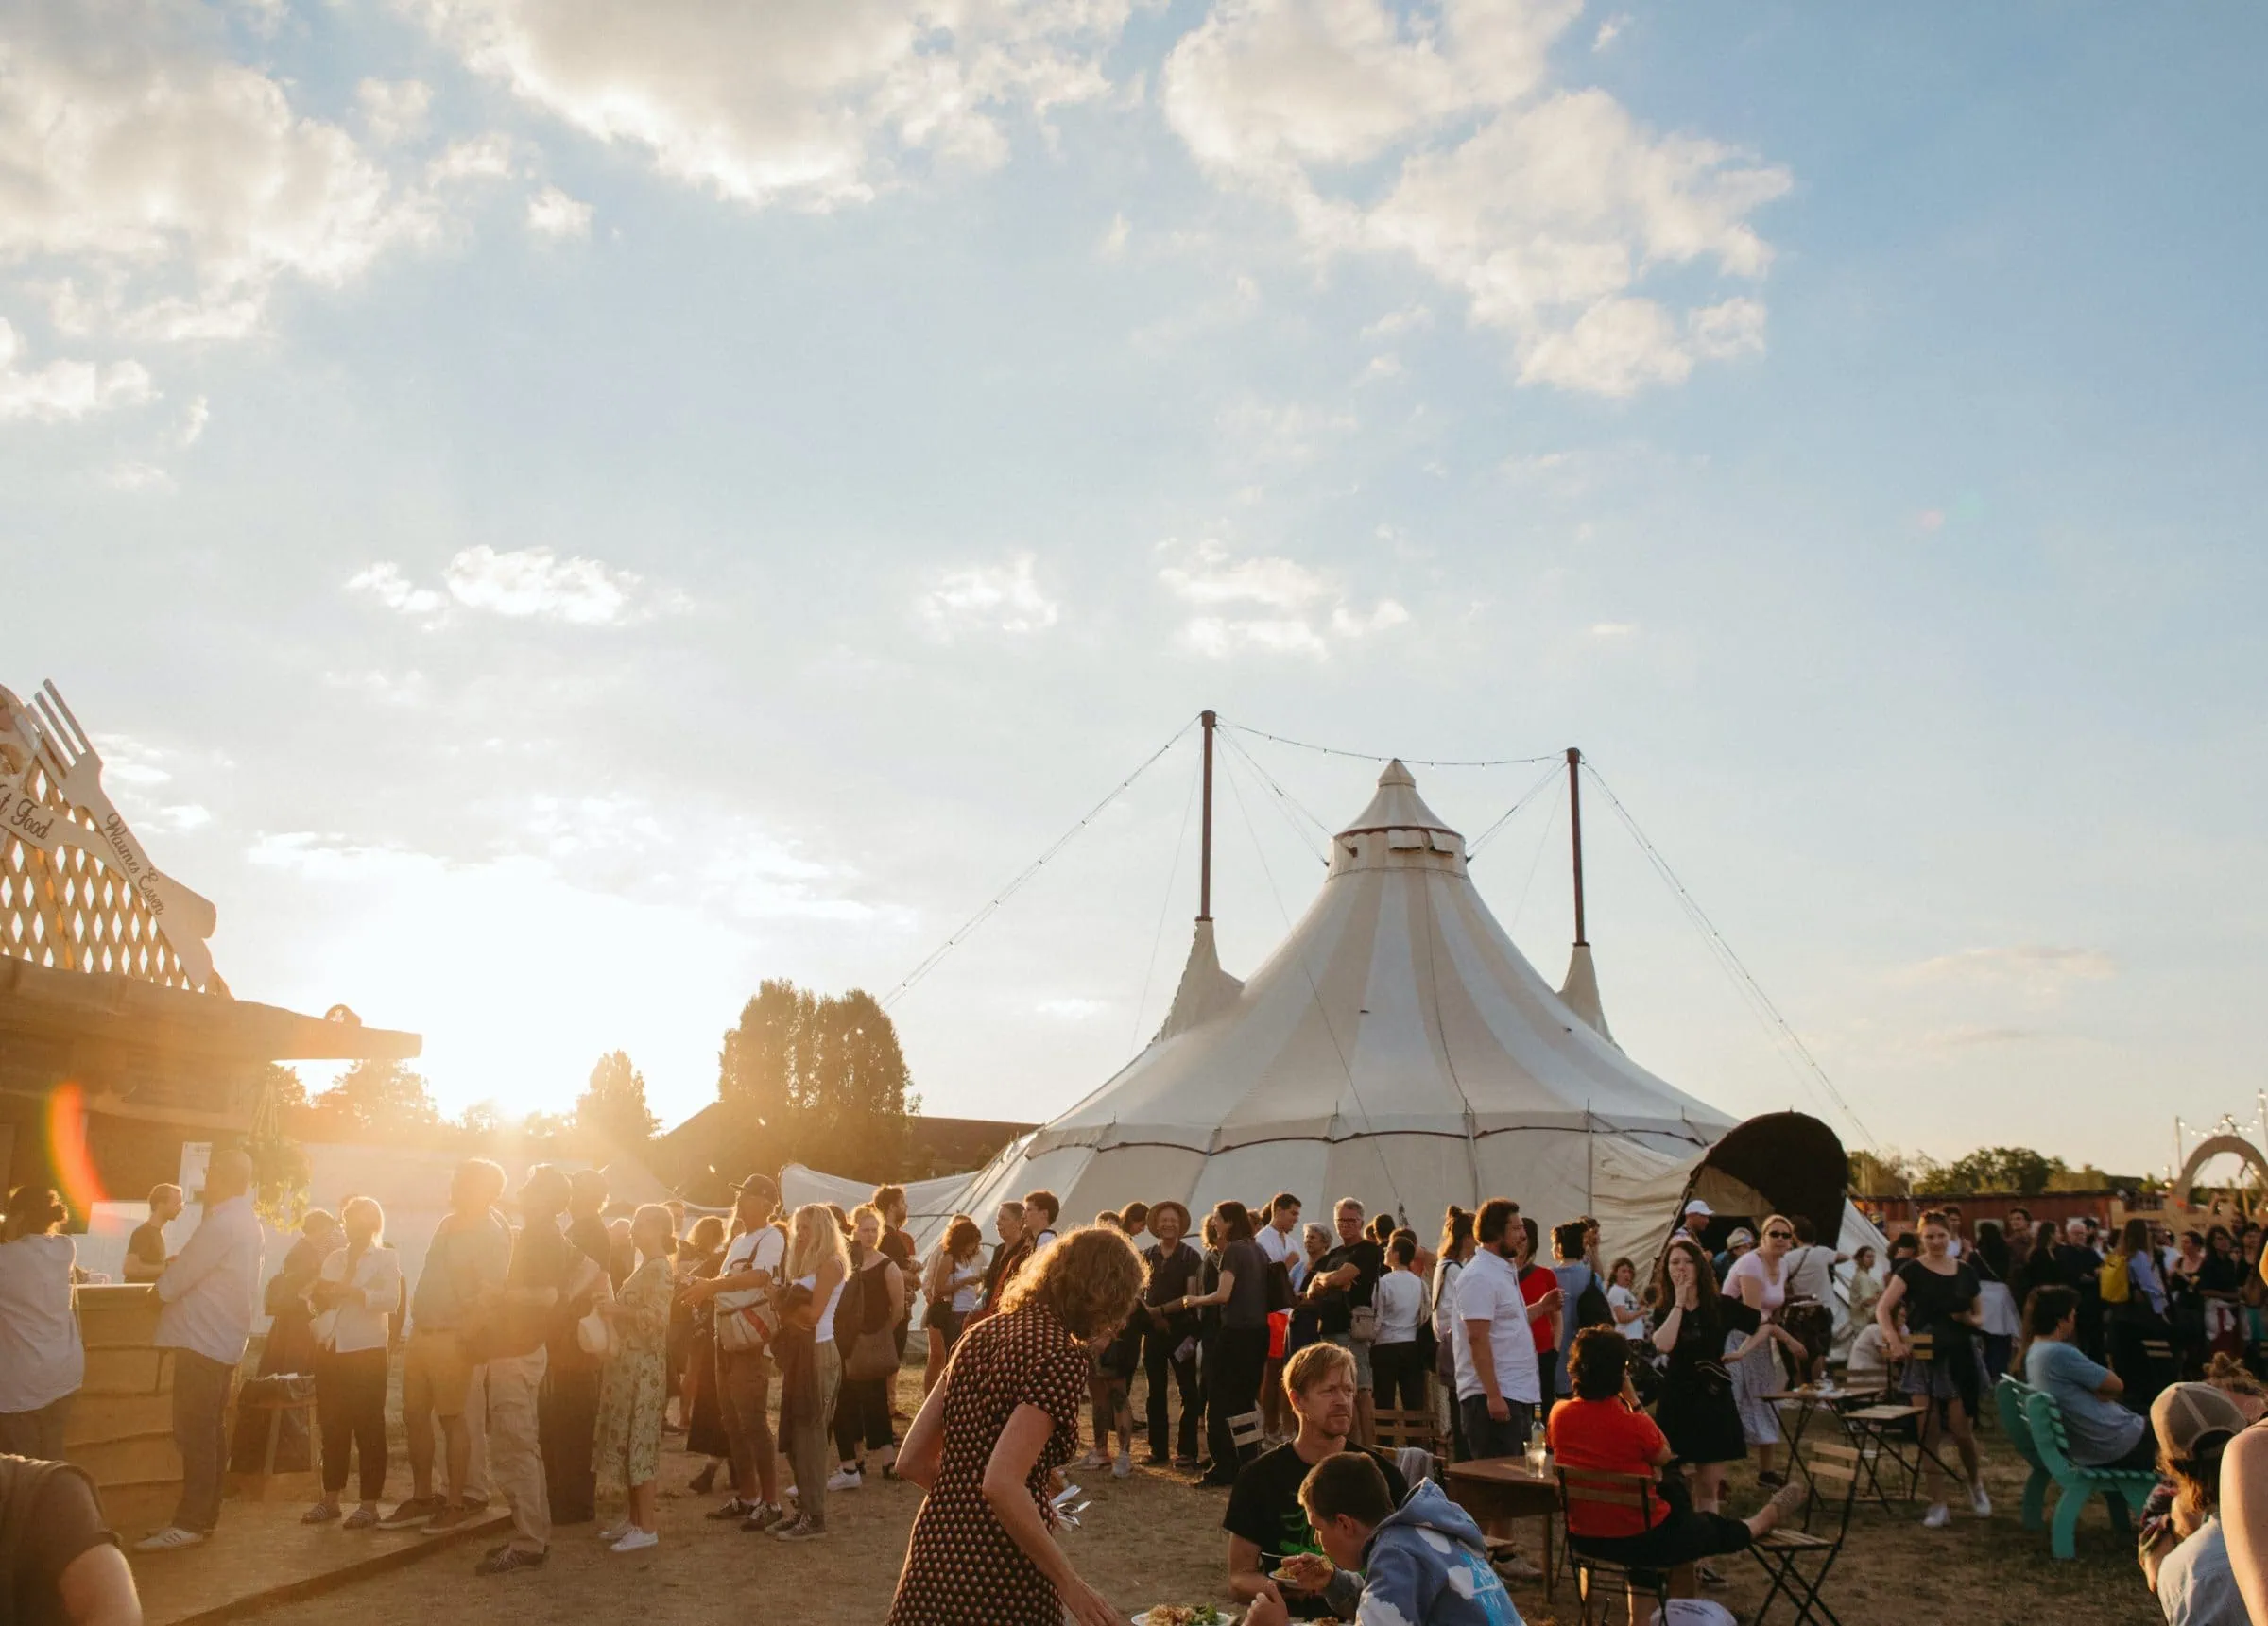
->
[1548,1327,1805,1569]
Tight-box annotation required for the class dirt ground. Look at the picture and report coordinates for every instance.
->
[240,1366,2165,1626]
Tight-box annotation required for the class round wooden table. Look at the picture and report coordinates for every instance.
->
[1442,1457,1561,1601]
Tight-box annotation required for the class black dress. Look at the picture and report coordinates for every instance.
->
[1652,1301,1746,1466]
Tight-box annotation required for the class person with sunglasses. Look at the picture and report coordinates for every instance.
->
[1720,1215,1811,1488]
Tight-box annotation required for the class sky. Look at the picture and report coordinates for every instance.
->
[4,0,2265,1179]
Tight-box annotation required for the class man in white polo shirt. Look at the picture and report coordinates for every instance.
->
[140,1148,264,1551]
[1453,1196,1543,1461]
[1253,1193,1303,1440]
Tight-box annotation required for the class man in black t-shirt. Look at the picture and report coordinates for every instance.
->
[1224,1342,1407,1620]
[1140,1201,1205,1465]
[1303,1198,1384,1446]
[123,1183,181,1283]
[0,1457,138,1626]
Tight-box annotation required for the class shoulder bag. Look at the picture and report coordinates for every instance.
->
[714,1227,784,1358]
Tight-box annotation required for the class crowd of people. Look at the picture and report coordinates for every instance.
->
[20,1164,2268,1624]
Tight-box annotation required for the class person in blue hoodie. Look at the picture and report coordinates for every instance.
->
[1246,1453,1524,1626]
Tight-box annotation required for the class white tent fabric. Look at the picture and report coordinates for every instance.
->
[828,761,1738,1245]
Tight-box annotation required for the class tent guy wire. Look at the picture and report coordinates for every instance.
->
[877,714,1197,1011]
[1581,761,1879,1152]
[1223,719,1560,770]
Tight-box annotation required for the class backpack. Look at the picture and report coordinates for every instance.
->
[1574,1267,1614,1330]
[2100,1252,2130,1306]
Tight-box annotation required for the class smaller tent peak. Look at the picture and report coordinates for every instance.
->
[1338,759,1456,839]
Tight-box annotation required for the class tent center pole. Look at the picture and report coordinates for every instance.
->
[1200,710,1216,922]
[1567,745,1588,947]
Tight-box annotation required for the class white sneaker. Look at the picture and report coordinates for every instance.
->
[1922,1502,1950,1529]
[1113,1451,1133,1479]
[597,1520,630,1543]
[1969,1482,1993,1517]
[134,1527,208,1553]
[825,1467,862,1492]
[609,1528,658,1553]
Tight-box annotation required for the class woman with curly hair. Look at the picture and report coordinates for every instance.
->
[891,1225,1144,1626]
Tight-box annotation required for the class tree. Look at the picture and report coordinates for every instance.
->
[716,981,919,1177]
[305,1058,441,1139]
[1927,1145,2064,1197]
[578,1051,660,1146]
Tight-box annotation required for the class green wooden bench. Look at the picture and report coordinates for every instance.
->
[2019,1388,2159,1559]
[1993,1377,2053,1532]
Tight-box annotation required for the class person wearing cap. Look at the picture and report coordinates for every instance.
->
[1711,1227,1755,1285]
[2143,1382,2251,1624]
[683,1175,789,1529]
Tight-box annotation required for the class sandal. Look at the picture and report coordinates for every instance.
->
[301,1503,340,1524]
[343,1507,379,1531]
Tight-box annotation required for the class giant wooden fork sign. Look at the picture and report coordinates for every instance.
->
[0,681,218,991]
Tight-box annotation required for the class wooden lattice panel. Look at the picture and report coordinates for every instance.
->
[1,745,198,990]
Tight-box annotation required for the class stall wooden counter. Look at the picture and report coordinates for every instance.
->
[66,1282,184,1531]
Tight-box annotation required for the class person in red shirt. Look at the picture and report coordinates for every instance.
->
[1513,1219,1563,1363]
[1547,1328,1805,1567]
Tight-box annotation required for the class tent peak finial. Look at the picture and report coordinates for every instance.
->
[1379,758,1416,789]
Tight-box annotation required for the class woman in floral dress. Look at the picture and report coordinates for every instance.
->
[594,1204,675,1552]
[889,1225,1144,1626]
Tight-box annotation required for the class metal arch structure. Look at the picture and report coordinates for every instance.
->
[2172,1133,2268,1214]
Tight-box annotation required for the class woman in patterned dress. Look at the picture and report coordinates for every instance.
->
[594,1204,675,1552]
[890,1225,1144,1626]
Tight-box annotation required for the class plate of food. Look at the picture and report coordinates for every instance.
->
[1131,1607,1235,1625]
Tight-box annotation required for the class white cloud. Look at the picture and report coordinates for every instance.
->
[158,803,212,830]
[1359,352,1402,384]
[177,395,210,447]
[350,548,679,625]
[526,185,593,240]
[1160,0,1790,396]
[1215,396,1356,466]
[919,554,1061,637]
[346,561,449,618]
[1593,12,1629,49]
[408,0,1134,211]
[1159,539,1408,659]
[1589,621,1637,638]
[1037,996,1109,1019]
[0,320,154,422]
[443,545,646,624]
[103,459,175,492]
[1901,945,2118,987]
[0,3,518,361]
[1098,212,1131,259]
[356,78,434,146]
[1362,303,1433,339]
[427,133,518,183]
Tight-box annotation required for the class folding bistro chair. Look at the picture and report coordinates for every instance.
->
[1555,1467,1672,1626]
[1226,1409,1266,1470]
[1749,1441,1861,1626]
[1372,1406,1442,1456]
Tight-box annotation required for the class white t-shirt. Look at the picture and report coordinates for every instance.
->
[797,1271,847,1344]
[1606,1282,1649,1342]
[1431,1258,1464,1342]
[2158,1516,2243,1626]
[1452,1249,1541,1405]
[1030,1228,1059,1258]
[946,1257,987,1315]
[1783,1244,1837,1304]
[718,1225,785,1314]
[1256,1223,1302,1268]
[1373,1269,1425,1344]
[0,1235,83,1412]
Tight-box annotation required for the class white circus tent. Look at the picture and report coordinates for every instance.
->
[791,756,1745,1252]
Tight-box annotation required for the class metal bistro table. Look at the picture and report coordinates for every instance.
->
[1443,1456,1560,1603]
[1764,1385,1882,1523]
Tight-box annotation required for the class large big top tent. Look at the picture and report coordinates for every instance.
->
[793,757,1761,1248]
